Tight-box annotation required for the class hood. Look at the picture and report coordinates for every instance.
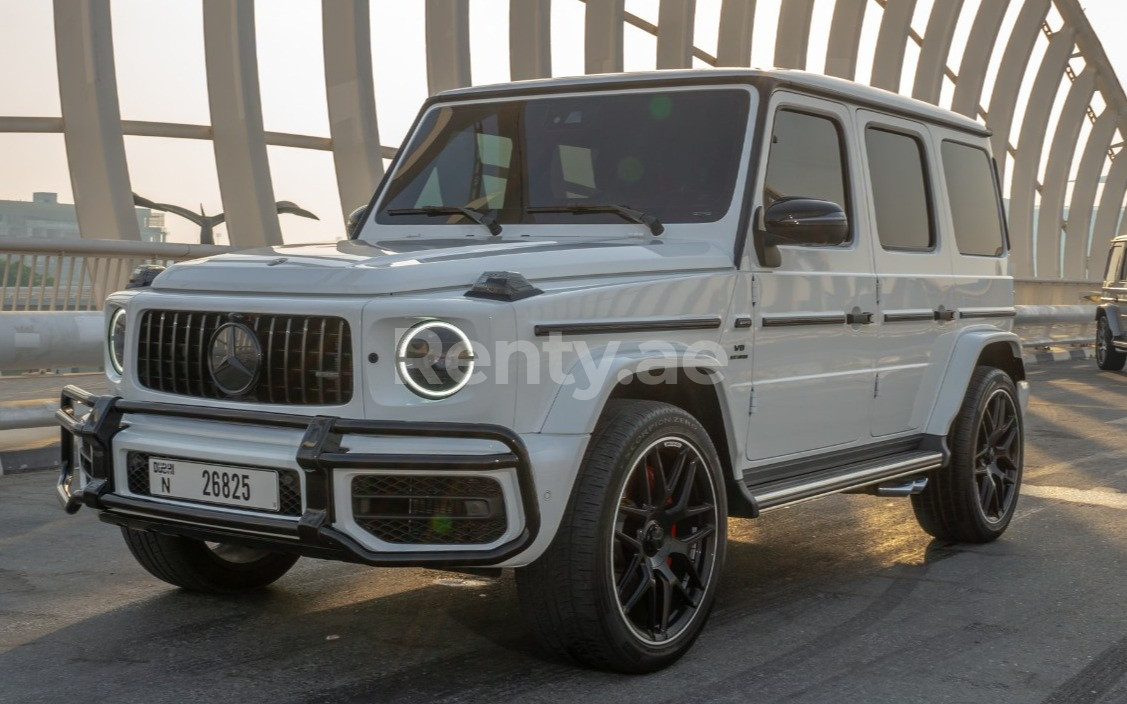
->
[151,237,735,295]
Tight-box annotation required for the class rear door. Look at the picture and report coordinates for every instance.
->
[1102,243,1127,310]
[934,133,1015,335]
[745,93,876,463]
[857,112,953,437]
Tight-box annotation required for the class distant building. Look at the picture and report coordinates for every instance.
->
[0,192,167,242]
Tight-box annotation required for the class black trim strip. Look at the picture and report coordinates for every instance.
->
[761,314,846,328]
[883,311,935,323]
[960,309,1017,319]
[533,317,722,337]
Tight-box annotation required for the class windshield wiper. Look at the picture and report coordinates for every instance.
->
[525,204,664,236]
[386,206,502,236]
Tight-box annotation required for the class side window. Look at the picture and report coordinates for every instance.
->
[941,141,1006,256]
[1105,245,1125,288]
[763,108,850,243]
[865,127,934,251]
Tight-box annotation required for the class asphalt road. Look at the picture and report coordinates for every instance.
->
[1,359,1125,704]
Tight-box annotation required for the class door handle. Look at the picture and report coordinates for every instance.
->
[847,310,875,325]
[934,307,957,322]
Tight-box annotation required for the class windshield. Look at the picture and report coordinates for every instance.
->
[374,88,752,229]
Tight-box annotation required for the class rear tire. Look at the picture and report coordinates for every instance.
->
[912,367,1023,543]
[516,400,727,673]
[120,527,298,593]
[1096,316,1126,371]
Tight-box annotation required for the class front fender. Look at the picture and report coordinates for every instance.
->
[538,343,727,435]
[921,329,1024,437]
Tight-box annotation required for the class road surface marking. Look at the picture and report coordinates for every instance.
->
[1023,484,1127,510]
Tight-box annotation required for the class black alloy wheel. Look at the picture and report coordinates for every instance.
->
[612,436,719,645]
[911,366,1024,543]
[516,400,727,673]
[972,387,1021,523]
[1096,316,1127,370]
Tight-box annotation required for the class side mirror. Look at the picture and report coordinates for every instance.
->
[754,198,848,268]
[347,206,368,237]
[764,197,848,246]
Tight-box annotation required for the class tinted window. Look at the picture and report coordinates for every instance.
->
[377,89,751,226]
[942,141,1005,256]
[763,109,849,240]
[866,127,934,251]
[1105,244,1125,287]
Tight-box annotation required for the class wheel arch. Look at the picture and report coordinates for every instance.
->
[603,368,734,483]
[539,351,738,478]
[922,330,1026,438]
[1097,303,1123,338]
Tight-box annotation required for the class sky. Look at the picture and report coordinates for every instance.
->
[1,0,1127,244]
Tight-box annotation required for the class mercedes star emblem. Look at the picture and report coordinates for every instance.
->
[208,322,263,396]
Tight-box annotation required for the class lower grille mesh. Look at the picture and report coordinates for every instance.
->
[351,475,507,545]
[126,451,302,517]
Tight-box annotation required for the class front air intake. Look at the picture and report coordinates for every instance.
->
[351,475,507,545]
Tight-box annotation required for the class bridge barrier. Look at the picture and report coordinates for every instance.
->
[1,237,232,312]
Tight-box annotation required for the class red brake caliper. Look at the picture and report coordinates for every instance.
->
[646,464,677,568]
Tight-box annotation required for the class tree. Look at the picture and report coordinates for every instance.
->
[0,259,53,287]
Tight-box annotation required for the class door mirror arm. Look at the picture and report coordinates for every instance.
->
[752,206,782,268]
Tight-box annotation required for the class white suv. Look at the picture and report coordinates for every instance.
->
[57,69,1028,673]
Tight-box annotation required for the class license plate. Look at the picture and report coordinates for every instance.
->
[148,458,279,511]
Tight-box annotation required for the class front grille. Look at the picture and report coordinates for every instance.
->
[126,451,303,516]
[351,475,507,545]
[135,310,353,405]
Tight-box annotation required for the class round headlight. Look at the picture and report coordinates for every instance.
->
[396,321,475,399]
[108,307,127,374]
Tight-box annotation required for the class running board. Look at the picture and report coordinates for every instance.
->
[745,451,944,512]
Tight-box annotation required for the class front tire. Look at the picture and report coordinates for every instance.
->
[121,527,299,593]
[1096,315,1126,370]
[912,367,1023,543]
[517,400,727,673]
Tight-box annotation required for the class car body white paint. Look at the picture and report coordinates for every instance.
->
[90,69,1022,568]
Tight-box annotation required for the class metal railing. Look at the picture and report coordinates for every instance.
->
[1013,277,1101,306]
[1,238,233,312]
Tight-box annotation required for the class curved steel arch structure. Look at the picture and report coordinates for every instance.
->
[3,0,1127,282]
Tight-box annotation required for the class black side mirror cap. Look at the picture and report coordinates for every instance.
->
[347,206,368,237]
[126,264,166,289]
[754,198,849,267]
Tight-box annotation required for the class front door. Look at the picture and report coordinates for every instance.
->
[746,93,877,464]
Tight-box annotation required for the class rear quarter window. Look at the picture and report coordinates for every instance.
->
[941,140,1006,257]
[1104,244,1125,288]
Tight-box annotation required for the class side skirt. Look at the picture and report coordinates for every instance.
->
[733,435,948,516]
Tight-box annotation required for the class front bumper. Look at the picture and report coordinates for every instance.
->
[55,385,541,568]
